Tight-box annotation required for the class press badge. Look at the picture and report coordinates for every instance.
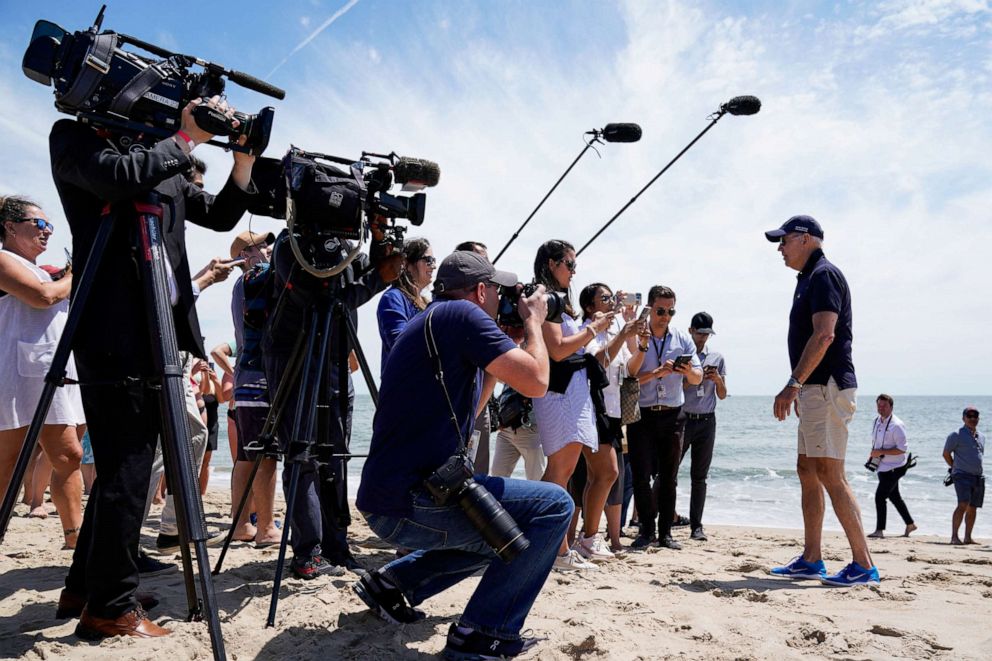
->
[696,385,706,398]
[656,382,666,400]
[467,430,481,463]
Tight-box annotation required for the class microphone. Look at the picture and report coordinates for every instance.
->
[601,123,642,143]
[394,157,441,188]
[721,95,761,116]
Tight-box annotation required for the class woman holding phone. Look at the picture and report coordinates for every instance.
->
[530,240,616,571]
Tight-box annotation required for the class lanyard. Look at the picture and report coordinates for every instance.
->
[651,331,669,368]
[872,416,892,449]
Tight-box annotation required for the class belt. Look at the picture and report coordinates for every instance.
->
[643,404,678,412]
[685,412,715,420]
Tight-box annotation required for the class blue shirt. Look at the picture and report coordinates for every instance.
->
[636,327,701,408]
[377,285,420,376]
[232,265,270,397]
[357,299,517,517]
[682,349,726,414]
[944,426,985,476]
[788,249,857,390]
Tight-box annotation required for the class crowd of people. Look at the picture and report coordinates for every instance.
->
[0,105,985,657]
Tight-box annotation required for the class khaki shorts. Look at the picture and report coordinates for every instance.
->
[797,378,857,460]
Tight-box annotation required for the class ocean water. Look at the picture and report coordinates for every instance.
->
[210,395,990,538]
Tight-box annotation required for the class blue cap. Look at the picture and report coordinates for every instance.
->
[765,215,824,242]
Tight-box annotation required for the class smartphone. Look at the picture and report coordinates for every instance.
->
[672,354,693,369]
[208,361,215,371]
[638,306,651,322]
[621,292,642,306]
[223,257,246,266]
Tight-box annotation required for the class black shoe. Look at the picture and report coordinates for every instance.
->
[690,526,708,542]
[326,552,364,574]
[672,514,690,527]
[658,535,682,550]
[630,534,657,550]
[291,553,346,580]
[155,533,181,554]
[443,622,544,660]
[353,570,426,624]
[136,551,176,577]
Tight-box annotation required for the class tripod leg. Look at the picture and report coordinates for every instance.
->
[134,201,225,660]
[0,214,116,544]
[342,311,378,407]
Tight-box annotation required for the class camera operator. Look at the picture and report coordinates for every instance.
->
[354,251,572,659]
[50,96,256,639]
[262,225,401,577]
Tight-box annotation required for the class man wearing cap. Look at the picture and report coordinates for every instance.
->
[678,312,727,542]
[943,407,985,545]
[354,251,573,659]
[765,215,878,587]
[226,230,281,548]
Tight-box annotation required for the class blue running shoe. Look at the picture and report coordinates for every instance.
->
[820,562,880,587]
[768,555,827,579]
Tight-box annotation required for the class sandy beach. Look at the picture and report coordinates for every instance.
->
[2,487,990,660]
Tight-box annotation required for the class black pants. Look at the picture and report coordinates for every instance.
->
[627,407,682,538]
[875,469,913,531]
[679,414,716,530]
[65,383,161,618]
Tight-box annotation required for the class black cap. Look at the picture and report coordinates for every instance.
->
[963,406,980,416]
[765,215,824,242]
[434,251,517,294]
[690,311,715,334]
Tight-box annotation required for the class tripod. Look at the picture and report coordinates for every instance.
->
[0,195,227,661]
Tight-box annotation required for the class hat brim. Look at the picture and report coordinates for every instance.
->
[765,229,787,242]
[694,328,716,335]
[490,269,518,287]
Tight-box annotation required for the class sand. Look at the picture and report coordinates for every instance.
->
[2,487,991,660]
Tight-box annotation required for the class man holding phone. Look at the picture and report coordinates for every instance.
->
[677,312,727,542]
[625,285,702,550]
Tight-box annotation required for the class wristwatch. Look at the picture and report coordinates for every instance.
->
[785,376,803,390]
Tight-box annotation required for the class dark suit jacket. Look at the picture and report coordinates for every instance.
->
[49,119,253,381]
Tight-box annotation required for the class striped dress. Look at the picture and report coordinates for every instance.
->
[531,312,599,456]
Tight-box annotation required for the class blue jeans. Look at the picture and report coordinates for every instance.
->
[363,476,572,639]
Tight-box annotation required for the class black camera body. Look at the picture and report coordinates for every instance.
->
[424,454,530,562]
[23,8,281,155]
[497,283,567,327]
[864,455,883,472]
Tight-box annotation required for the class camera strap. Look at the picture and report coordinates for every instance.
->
[62,33,118,109]
[110,62,169,117]
[424,306,468,454]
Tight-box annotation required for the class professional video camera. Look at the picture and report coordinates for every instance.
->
[249,147,440,277]
[497,283,567,327]
[22,6,284,155]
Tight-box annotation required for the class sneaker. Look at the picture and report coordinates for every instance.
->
[690,527,708,542]
[136,551,176,577]
[443,622,544,660]
[820,562,880,587]
[629,534,657,550]
[326,551,364,574]
[291,553,346,580]
[657,535,682,550]
[353,570,426,624]
[672,514,690,527]
[768,555,827,580]
[574,534,615,561]
[553,549,598,572]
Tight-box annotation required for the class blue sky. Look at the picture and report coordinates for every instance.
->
[1,0,990,396]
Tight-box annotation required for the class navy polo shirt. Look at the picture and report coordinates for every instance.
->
[356,299,517,517]
[788,249,857,389]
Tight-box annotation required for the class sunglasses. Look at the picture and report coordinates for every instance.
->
[778,234,804,245]
[654,307,676,317]
[556,258,576,273]
[416,256,437,266]
[17,218,54,233]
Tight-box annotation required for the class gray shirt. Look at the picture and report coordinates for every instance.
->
[682,349,726,414]
[944,426,985,476]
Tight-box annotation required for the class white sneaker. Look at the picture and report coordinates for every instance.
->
[553,549,598,572]
[575,534,615,561]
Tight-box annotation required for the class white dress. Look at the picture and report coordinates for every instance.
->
[532,312,598,456]
[0,250,85,431]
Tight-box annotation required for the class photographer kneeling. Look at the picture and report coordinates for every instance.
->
[355,251,572,659]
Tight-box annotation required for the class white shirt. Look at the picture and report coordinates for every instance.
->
[871,414,908,472]
[582,316,632,418]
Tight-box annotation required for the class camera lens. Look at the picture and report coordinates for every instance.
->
[457,481,530,562]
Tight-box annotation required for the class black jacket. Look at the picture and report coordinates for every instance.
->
[49,119,253,380]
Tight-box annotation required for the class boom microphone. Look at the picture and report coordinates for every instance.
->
[602,123,642,143]
[394,157,441,188]
[721,95,761,116]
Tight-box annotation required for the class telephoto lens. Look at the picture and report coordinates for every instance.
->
[456,481,530,562]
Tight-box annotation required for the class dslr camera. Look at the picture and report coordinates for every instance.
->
[23,6,283,155]
[424,453,530,562]
[497,283,567,328]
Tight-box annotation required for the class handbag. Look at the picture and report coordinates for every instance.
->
[496,386,532,431]
[619,375,641,425]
